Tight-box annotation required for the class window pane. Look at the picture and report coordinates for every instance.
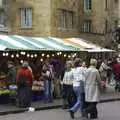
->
[84,0,91,10]
[20,8,32,28]
[58,9,74,29]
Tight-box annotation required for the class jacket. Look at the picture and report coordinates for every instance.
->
[16,67,33,88]
[85,66,101,102]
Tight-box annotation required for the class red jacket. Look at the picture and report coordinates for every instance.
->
[112,63,120,81]
[16,67,33,88]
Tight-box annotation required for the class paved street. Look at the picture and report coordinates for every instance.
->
[0,101,120,120]
[0,84,120,114]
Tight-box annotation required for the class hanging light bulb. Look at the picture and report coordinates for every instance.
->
[16,54,19,58]
[64,54,67,57]
[57,52,60,56]
[52,54,55,57]
[74,53,77,56]
[6,53,9,56]
[31,54,34,58]
[11,54,14,58]
[47,54,50,58]
[72,55,75,58]
[20,60,24,63]
[27,54,30,57]
[59,52,62,55]
[42,53,45,57]
[20,52,26,55]
[3,53,5,56]
[34,54,37,58]
[40,59,43,62]
[68,55,71,58]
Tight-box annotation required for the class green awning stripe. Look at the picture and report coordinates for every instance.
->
[32,37,65,50]
[25,36,54,50]
[0,35,80,51]
[0,39,19,49]
[11,36,40,50]
[34,37,67,50]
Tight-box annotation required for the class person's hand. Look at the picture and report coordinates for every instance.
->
[61,81,63,85]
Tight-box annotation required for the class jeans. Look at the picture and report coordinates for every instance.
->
[44,79,52,102]
[70,86,84,112]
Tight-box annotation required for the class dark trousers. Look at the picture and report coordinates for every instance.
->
[17,85,32,108]
[84,102,98,119]
[62,84,77,108]
[81,93,87,112]
[115,80,120,92]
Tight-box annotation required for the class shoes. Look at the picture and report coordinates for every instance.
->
[82,110,88,118]
[62,106,68,109]
[90,113,98,119]
[69,110,74,119]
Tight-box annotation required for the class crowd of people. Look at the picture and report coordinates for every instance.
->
[61,57,120,119]
[2,55,120,119]
[7,60,55,108]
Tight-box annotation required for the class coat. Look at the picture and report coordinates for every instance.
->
[85,66,101,102]
[7,66,16,85]
[16,67,33,88]
[99,62,109,80]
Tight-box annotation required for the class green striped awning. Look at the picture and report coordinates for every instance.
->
[0,35,79,51]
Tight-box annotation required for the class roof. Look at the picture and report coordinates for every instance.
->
[64,38,115,52]
[0,35,79,51]
[0,35,115,53]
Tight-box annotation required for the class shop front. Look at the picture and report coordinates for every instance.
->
[0,35,82,104]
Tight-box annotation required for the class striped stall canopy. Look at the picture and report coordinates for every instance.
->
[64,38,115,52]
[0,35,79,51]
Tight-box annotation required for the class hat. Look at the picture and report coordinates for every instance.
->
[22,61,29,67]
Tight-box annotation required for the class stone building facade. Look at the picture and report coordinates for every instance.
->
[0,0,119,47]
[5,0,80,37]
[79,0,120,48]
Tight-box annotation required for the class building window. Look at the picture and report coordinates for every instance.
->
[105,0,108,10]
[2,0,7,5]
[105,20,108,33]
[114,20,118,29]
[59,10,66,28]
[0,11,5,26]
[20,8,32,28]
[58,9,74,29]
[115,0,118,4]
[84,0,92,10]
[83,20,92,32]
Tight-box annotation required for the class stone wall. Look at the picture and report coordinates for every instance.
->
[51,0,80,38]
[9,0,51,36]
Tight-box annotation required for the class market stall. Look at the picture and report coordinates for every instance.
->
[64,37,116,59]
[0,35,83,103]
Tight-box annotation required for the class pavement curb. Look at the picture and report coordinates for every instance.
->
[100,98,120,103]
[0,98,120,116]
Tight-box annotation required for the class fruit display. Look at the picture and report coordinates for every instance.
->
[0,89,17,96]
